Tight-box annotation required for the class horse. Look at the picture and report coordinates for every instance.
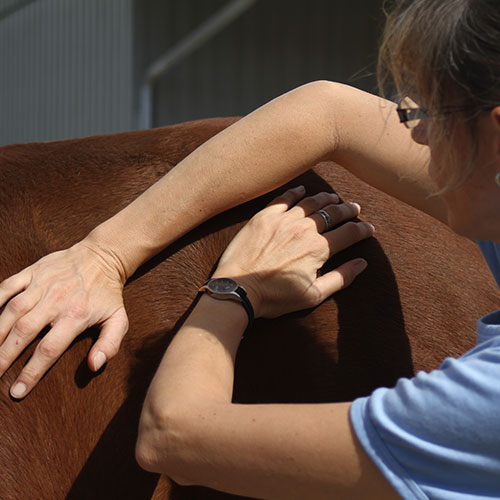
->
[0,117,496,500]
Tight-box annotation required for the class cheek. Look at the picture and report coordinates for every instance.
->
[410,121,429,146]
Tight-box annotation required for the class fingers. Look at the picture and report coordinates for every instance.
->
[264,188,350,223]
[0,290,41,345]
[0,243,130,398]
[8,307,129,399]
[0,271,31,309]
[289,191,339,217]
[88,307,129,372]
[263,185,306,213]
[314,259,368,300]
[8,317,87,399]
[0,271,36,343]
[309,201,361,233]
[0,304,54,379]
[323,220,375,257]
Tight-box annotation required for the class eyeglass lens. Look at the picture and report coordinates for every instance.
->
[398,96,427,129]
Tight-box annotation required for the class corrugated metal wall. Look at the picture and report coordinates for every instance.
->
[0,0,384,146]
[0,0,133,146]
[135,0,384,127]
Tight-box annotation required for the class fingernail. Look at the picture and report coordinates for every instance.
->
[350,202,361,212]
[296,185,305,192]
[93,351,107,371]
[354,259,368,274]
[368,223,375,232]
[11,382,26,399]
[330,193,339,202]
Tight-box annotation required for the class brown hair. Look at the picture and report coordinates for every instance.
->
[378,0,500,191]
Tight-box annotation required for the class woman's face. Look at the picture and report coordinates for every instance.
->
[411,109,500,242]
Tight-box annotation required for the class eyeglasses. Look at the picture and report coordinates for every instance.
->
[396,96,428,129]
[396,95,494,129]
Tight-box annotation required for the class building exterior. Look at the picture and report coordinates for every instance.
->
[0,0,384,146]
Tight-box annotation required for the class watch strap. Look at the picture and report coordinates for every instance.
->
[199,278,254,327]
[232,284,254,326]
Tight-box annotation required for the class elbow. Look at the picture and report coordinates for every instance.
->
[292,80,353,158]
[134,404,170,473]
[301,79,347,96]
[135,428,159,474]
[135,403,194,485]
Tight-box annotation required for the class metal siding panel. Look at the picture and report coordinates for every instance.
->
[1,0,384,145]
[0,0,20,9]
[145,0,383,127]
[0,0,133,146]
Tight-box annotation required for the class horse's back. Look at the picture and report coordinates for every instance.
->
[0,119,496,500]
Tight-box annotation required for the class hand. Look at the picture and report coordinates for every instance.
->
[0,239,129,399]
[214,186,374,318]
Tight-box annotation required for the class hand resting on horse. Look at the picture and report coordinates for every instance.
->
[212,186,373,319]
[0,239,128,398]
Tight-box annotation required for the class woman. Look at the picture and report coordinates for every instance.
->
[1,0,499,497]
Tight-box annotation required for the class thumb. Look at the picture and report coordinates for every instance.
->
[88,307,129,372]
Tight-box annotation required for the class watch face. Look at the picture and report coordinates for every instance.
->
[210,278,238,293]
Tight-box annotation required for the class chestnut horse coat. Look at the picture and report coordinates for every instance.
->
[0,118,497,500]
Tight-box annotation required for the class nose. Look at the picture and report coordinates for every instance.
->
[411,120,429,145]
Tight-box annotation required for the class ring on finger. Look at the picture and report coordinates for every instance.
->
[316,209,333,232]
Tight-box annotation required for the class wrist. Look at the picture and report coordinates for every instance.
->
[199,277,255,328]
[192,294,249,341]
[78,229,129,285]
[210,270,262,319]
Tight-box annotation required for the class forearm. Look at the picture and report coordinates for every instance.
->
[86,81,442,280]
[86,82,341,279]
[136,295,246,473]
[135,295,352,496]
[135,188,400,498]
[136,296,396,500]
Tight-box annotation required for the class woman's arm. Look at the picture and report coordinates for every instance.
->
[91,81,442,281]
[136,188,400,499]
[136,298,398,500]
[0,81,440,398]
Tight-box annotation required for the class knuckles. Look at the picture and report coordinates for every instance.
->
[7,295,32,316]
[288,222,310,241]
[343,221,366,238]
[294,215,327,235]
[37,338,60,359]
[11,318,36,339]
[0,350,10,374]
[104,338,120,358]
[121,315,130,336]
[0,279,11,293]
[303,286,324,308]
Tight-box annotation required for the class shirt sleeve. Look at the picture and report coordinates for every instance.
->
[350,332,500,500]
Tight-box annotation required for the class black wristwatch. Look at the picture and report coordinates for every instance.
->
[199,277,254,327]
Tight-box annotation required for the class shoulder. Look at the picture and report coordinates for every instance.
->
[351,338,500,499]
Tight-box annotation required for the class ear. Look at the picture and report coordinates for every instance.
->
[491,107,500,156]
[492,106,500,126]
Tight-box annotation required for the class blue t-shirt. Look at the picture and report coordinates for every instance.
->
[350,240,500,500]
